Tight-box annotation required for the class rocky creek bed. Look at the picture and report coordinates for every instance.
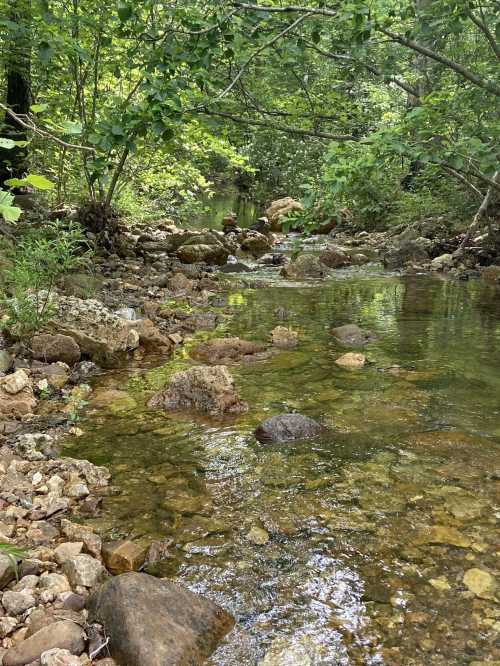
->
[0,214,499,665]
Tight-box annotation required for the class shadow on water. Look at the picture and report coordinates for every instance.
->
[64,272,500,665]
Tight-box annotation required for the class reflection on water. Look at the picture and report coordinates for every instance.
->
[191,188,258,229]
[65,274,500,665]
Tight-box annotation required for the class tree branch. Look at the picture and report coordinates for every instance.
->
[467,9,500,61]
[207,11,314,106]
[197,109,355,140]
[0,102,95,153]
[233,2,337,17]
[305,42,420,99]
[379,28,500,97]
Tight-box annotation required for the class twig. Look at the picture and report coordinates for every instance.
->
[0,102,95,153]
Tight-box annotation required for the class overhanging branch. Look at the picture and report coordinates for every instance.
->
[197,109,356,141]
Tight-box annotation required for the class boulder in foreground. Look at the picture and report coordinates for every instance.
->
[88,572,234,666]
[148,365,248,415]
[255,413,324,443]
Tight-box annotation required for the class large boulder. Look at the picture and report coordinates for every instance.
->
[255,413,324,443]
[88,572,234,666]
[0,370,37,417]
[331,324,377,347]
[48,296,140,367]
[31,334,81,366]
[177,243,228,265]
[191,338,267,364]
[148,365,248,415]
[2,621,85,666]
[318,245,351,269]
[266,198,303,231]
[176,232,229,265]
[281,254,330,280]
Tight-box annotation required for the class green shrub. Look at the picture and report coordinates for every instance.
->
[1,221,91,336]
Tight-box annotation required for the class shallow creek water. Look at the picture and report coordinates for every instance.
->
[64,267,500,665]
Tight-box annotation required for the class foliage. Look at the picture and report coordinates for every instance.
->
[0,0,498,232]
[0,543,27,580]
[1,221,91,336]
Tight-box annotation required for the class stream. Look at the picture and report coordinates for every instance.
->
[64,260,500,665]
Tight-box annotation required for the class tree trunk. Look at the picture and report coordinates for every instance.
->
[0,0,32,189]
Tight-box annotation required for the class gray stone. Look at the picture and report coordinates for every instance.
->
[62,555,106,588]
[0,553,16,589]
[2,620,85,666]
[331,324,377,347]
[88,572,234,666]
[31,334,81,366]
[0,350,12,373]
[255,413,324,444]
[2,589,36,615]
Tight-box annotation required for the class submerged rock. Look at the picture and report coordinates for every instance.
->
[191,338,267,364]
[270,326,298,349]
[331,324,377,347]
[335,352,366,369]
[88,572,234,666]
[255,413,324,444]
[463,568,497,599]
[246,526,270,545]
[102,540,148,575]
[148,365,248,415]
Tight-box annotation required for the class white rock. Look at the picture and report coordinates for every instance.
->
[40,572,71,594]
[54,542,84,565]
[66,481,89,499]
[41,647,82,665]
[32,472,44,486]
[62,555,106,588]
[47,475,65,495]
[1,369,30,394]
[0,616,17,638]
[13,575,39,591]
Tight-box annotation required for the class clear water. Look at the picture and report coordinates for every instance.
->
[65,270,500,665]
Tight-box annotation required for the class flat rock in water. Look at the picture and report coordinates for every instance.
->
[255,413,324,444]
[88,572,234,666]
[331,324,376,347]
[191,338,267,364]
[335,352,366,369]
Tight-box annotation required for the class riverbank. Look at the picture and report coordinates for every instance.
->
[1,214,499,665]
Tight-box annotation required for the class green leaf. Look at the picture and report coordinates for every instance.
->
[117,2,133,22]
[30,103,48,114]
[0,138,29,149]
[5,175,54,191]
[0,190,21,222]
[60,120,83,135]
[0,138,16,149]
[25,175,54,190]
